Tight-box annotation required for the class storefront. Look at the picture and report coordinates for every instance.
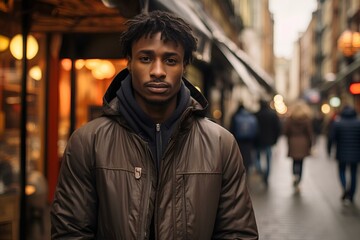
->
[0,0,139,238]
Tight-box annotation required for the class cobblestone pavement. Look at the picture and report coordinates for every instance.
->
[248,135,360,240]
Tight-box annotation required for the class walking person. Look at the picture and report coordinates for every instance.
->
[328,105,360,204]
[230,104,259,174]
[284,100,313,192]
[51,10,258,239]
[254,100,281,186]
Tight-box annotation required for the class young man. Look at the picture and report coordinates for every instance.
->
[51,10,258,239]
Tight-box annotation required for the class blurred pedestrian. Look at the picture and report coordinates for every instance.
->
[230,104,259,173]
[312,110,324,141]
[254,100,281,186]
[284,100,313,192]
[329,105,360,204]
[325,110,339,158]
[51,10,258,239]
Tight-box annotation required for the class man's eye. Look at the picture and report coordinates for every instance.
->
[165,58,177,65]
[140,56,151,63]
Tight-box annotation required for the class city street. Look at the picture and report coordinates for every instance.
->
[249,135,360,240]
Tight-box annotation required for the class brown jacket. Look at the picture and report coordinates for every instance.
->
[51,72,258,239]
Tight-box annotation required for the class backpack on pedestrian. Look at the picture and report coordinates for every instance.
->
[231,107,258,141]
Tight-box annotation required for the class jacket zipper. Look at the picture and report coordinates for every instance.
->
[140,124,162,239]
[154,123,162,239]
[155,123,162,168]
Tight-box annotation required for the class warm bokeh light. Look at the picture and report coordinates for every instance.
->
[274,101,288,115]
[75,59,85,70]
[91,60,115,79]
[338,30,360,57]
[29,66,42,81]
[273,94,287,114]
[85,59,101,70]
[0,34,9,52]
[61,58,72,71]
[213,109,222,119]
[273,94,283,103]
[321,103,331,114]
[25,185,36,195]
[9,34,39,60]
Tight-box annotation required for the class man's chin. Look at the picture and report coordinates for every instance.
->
[146,98,169,106]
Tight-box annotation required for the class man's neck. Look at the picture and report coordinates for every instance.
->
[137,99,177,124]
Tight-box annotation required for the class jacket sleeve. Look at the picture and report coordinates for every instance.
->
[212,135,259,239]
[51,128,97,239]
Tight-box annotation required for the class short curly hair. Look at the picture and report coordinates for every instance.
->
[119,10,198,65]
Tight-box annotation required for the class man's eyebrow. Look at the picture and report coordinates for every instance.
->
[136,49,154,55]
[135,50,181,57]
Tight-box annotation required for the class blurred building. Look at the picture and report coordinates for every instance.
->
[276,0,360,114]
[299,13,317,100]
[274,57,290,97]
[238,0,275,77]
[320,0,360,113]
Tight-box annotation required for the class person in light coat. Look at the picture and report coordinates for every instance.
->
[284,100,313,192]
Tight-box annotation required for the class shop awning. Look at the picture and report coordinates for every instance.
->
[318,57,360,92]
[152,0,212,39]
[215,35,277,96]
[216,41,266,95]
[232,46,277,95]
[195,7,277,96]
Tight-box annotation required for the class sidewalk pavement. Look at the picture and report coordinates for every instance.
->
[248,135,360,240]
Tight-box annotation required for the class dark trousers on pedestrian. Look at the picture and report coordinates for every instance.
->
[293,159,304,183]
[256,146,272,184]
[338,162,358,201]
[238,141,254,173]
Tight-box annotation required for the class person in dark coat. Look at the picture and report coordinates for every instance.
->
[284,100,313,192]
[329,105,360,203]
[254,100,281,186]
[230,104,259,173]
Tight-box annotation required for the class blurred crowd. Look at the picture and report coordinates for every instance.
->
[230,98,360,204]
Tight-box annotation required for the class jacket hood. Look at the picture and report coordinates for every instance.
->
[340,106,357,119]
[102,68,208,117]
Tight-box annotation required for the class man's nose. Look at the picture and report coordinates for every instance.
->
[150,60,166,79]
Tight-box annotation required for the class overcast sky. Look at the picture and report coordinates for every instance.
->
[269,0,318,59]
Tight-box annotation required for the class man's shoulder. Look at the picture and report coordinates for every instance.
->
[197,117,233,136]
[74,116,123,137]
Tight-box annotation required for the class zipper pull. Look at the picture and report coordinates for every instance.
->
[134,167,142,179]
[156,123,161,132]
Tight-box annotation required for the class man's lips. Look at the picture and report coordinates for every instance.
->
[145,82,169,94]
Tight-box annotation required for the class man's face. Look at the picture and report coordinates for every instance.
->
[128,32,185,111]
